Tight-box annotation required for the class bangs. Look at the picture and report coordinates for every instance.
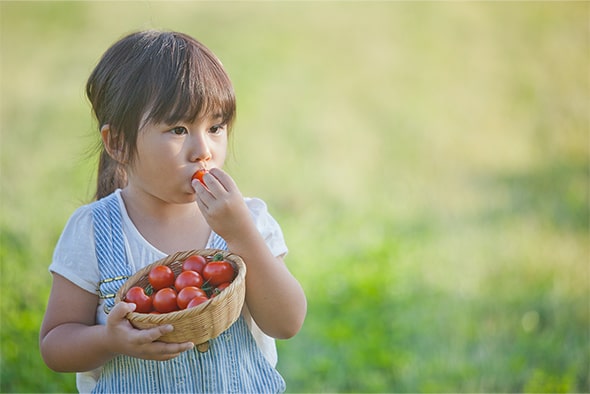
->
[143,32,236,128]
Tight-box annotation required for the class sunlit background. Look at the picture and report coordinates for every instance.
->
[1,2,588,392]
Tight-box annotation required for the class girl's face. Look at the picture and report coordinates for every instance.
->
[126,114,228,204]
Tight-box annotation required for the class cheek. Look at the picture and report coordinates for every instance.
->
[132,142,180,178]
[217,147,227,164]
[137,133,182,161]
[214,139,229,164]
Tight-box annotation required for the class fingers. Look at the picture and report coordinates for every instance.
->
[193,179,212,212]
[192,178,203,193]
[108,303,195,361]
[192,167,248,240]
[192,169,235,208]
[137,324,174,343]
[208,168,237,193]
[109,301,136,321]
[130,324,195,360]
[192,168,235,194]
[139,324,192,345]
[147,340,195,361]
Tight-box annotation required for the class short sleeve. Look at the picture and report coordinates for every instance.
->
[244,198,288,258]
[49,205,100,294]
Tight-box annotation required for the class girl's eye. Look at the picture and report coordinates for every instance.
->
[209,124,226,135]
[170,126,188,135]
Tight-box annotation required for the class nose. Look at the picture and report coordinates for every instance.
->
[188,132,212,163]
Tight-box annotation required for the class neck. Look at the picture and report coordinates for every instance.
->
[121,186,202,222]
[119,187,210,254]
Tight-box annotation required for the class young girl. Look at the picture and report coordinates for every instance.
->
[40,30,307,393]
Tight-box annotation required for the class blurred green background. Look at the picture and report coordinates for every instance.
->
[1,1,588,392]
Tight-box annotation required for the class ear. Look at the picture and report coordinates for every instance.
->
[100,124,126,163]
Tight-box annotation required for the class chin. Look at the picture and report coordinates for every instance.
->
[181,190,198,203]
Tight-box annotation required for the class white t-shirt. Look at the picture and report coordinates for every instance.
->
[49,189,287,392]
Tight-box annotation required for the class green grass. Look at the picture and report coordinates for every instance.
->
[1,2,588,393]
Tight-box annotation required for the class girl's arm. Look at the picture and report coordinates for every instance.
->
[194,169,307,339]
[40,273,194,372]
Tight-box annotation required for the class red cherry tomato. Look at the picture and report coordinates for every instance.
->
[203,261,235,286]
[148,265,175,290]
[174,270,204,291]
[182,255,207,275]
[124,286,153,313]
[177,286,208,309]
[152,288,178,313]
[187,295,209,309]
[211,282,231,298]
[192,169,208,185]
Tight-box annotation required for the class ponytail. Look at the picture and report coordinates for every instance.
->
[95,150,127,200]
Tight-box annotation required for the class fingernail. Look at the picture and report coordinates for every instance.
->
[192,179,206,191]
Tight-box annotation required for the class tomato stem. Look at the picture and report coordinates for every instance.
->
[201,280,214,297]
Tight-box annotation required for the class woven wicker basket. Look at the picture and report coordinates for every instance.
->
[114,249,246,350]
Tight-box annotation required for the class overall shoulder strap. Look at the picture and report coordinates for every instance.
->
[209,231,228,251]
[91,193,132,311]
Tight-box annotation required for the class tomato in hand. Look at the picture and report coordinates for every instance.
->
[148,265,175,290]
[177,286,208,309]
[152,287,178,313]
[192,169,208,185]
[182,255,207,275]
[125,286,153,313]
[174,270,204,291]
[187,295,209,309]
[203,261,235,286]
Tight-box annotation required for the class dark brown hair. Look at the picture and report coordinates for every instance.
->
[86,30,236,200]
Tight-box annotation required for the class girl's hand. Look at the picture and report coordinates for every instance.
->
[192,168,253,243]
[193,168,307,340]
[106,302,194,361]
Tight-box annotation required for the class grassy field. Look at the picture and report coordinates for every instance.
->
[1,2,588,393]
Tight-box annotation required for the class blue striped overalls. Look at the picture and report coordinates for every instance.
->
[90,193,286,393]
